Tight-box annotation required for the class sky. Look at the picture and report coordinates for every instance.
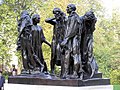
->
[102,0,120,8]
[101,0,120,17]
[0,0,3,5]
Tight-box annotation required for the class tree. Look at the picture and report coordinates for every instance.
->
[0,0,120,84]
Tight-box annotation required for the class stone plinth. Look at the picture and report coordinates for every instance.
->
[8,73,110,86]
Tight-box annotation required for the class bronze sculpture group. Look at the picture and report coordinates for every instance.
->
[17,4,98,80]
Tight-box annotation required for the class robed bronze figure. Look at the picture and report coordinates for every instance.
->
[17,11,36,73]
[17,11,50,74]
[81,11,98,78]
[31,14,51,73]
[61,4,83,79]
[45,8,66,74]
[17,5,98,79]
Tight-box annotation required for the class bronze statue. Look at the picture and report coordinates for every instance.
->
[16,5,98,79]
[45,8,66,74]
[17,11,50,74]
[61,4,83,79]
[17,11,37,74]
[80,11,98,78]
[31,14,51,73]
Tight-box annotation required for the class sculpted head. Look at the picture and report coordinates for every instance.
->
[83,11,97,30]
[32,14,40,24]
[66,4,76,14]
[53,8,62,20]
[84,11,96,21]
[21,10,29,16]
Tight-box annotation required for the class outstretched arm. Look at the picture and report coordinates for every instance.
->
[41,29,51,47]
[43,40,51,47]
[45,18,56,25]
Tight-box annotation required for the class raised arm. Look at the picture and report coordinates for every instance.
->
[45,18,56,25]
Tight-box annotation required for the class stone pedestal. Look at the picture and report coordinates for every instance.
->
[8,72,110,86]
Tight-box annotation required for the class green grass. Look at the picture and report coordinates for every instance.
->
[113,85,120,90]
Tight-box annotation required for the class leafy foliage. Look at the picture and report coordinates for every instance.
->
[0,0,119,84]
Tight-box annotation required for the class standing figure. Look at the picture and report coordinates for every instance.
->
[61,4,83,79]
[45,8,66,74]
[11,64,17,76]
[17,11,36,73]
[81,11,98,78]
[31,14,51,73]
[0,71,5,90]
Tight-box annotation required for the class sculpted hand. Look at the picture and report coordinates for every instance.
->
[61,38,68,46]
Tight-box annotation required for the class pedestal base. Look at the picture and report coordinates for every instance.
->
[8,73,110,86]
